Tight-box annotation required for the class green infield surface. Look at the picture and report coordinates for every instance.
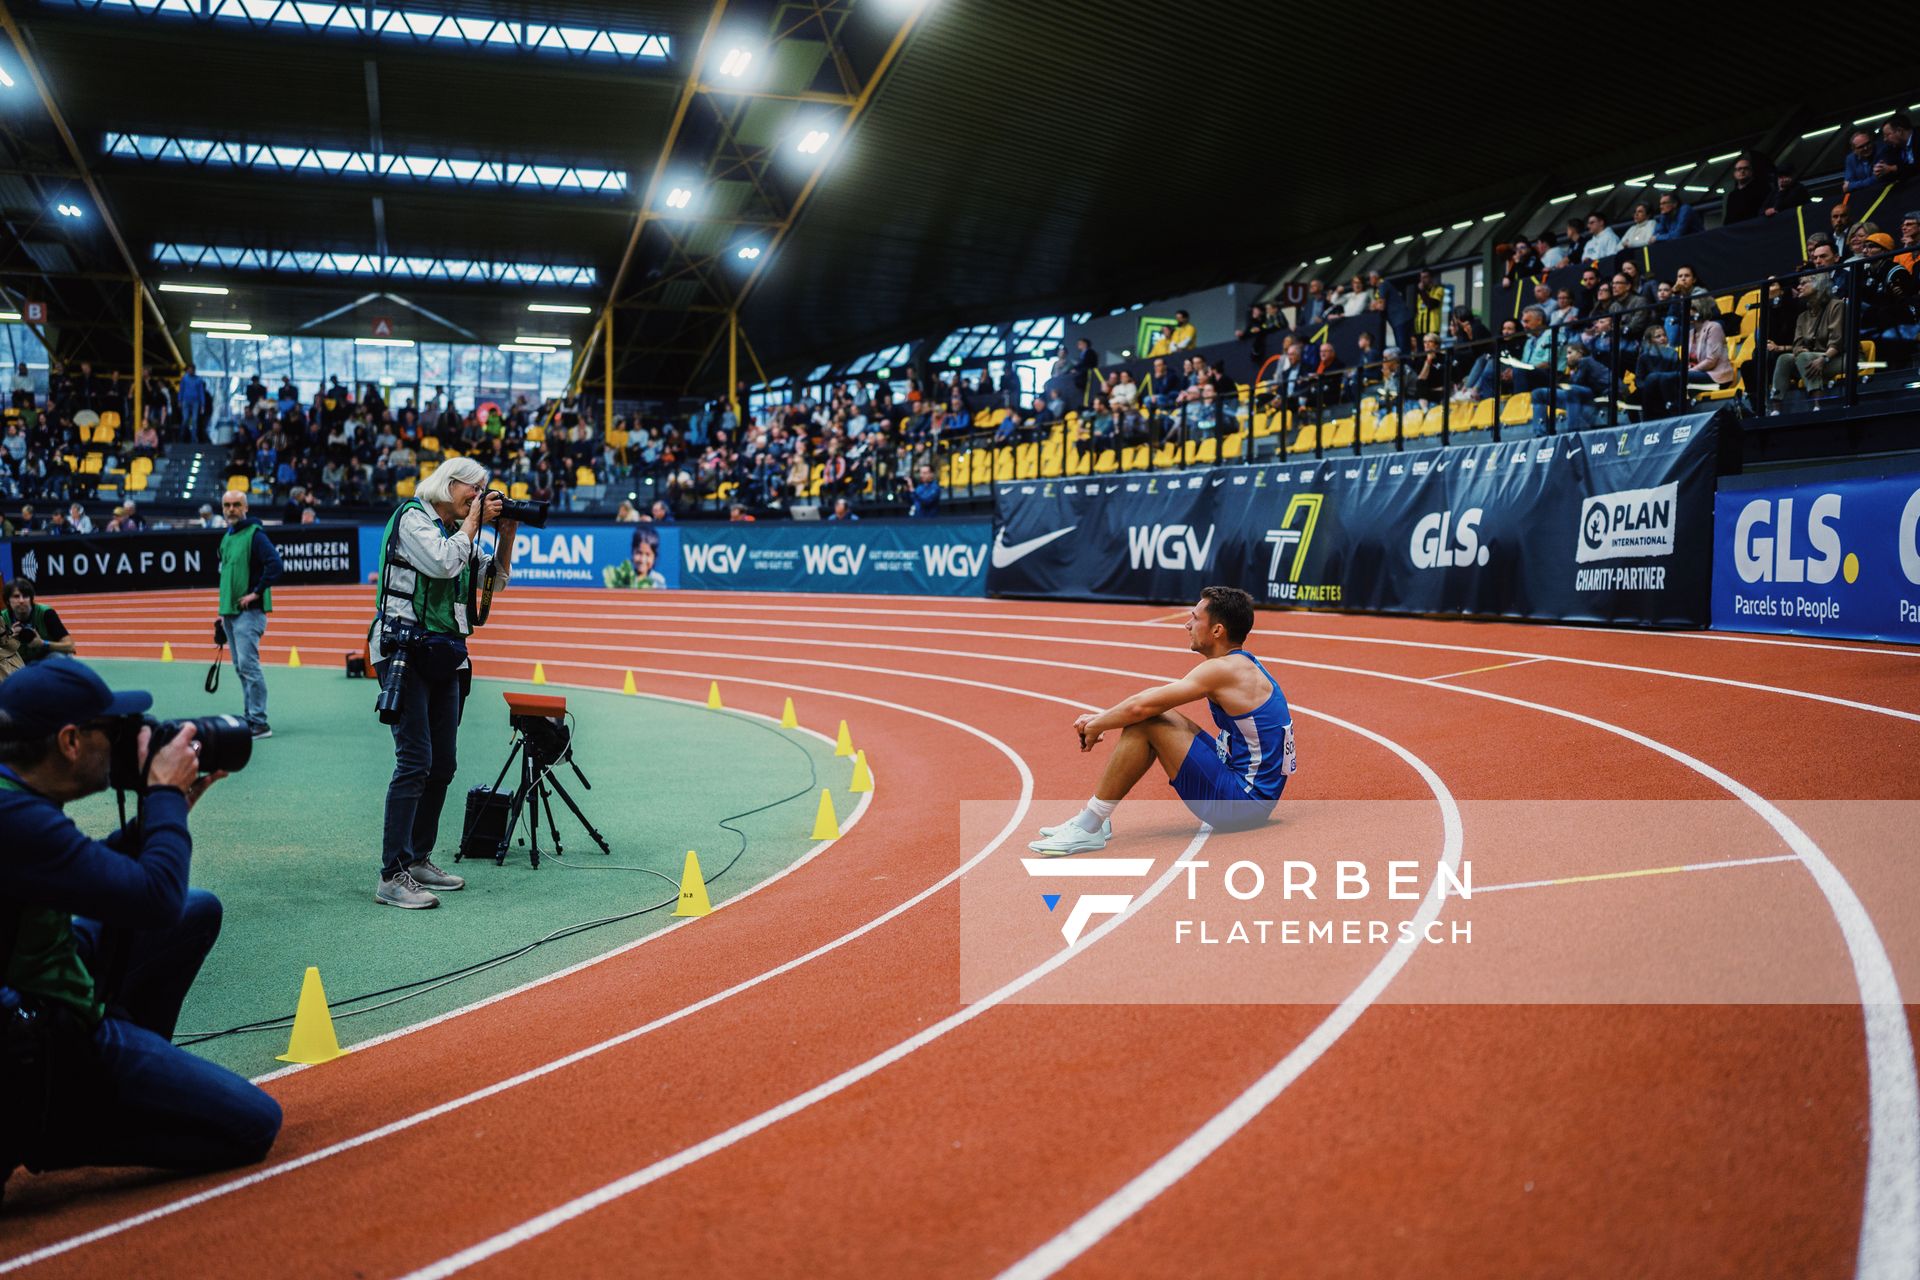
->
[70,660,851,1078]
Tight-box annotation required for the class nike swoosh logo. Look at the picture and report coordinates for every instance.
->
[991,526,1077,568]
[1566,447,1583,456]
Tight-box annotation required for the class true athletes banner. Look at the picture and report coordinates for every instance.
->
[679,520,989,595]
[4,523,362,594]
[1711,462,1920,644]
[988,412,1722,627]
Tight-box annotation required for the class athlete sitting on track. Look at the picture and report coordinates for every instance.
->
[1029,585,1296,856]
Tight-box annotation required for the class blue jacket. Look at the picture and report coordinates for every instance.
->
[909,481,941,517]
[1653,203,1701,240]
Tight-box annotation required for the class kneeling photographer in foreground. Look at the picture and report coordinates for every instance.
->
[368,456,519,909]
[0,659,280,1199]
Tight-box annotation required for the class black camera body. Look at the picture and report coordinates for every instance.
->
[108,714,253,792]
[374,617,425,724]
[498,497,548,528]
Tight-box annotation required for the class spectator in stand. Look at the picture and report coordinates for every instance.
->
[66,502,92,534]
[1582,212,1622,264]
[1880,114,1917,184]
[1620,201,1657,249]
[178,365,211,440]
[1513,306,1556,424]
[1550,288,1580,327]
[1537,233,1568,272]
[614,499,640,523]
[11,362,32,410]
[1682,307,1737,404]
[1330,276,1368,319]
[1369,270,1411,347]
[1070,337,1100,398]
[1758,165,1804,217]
[1413,333,1448,408]
[908,463,940,517]
[1108,369,1139,411]
[1722,153,1773,225]
[1844,129,1890,200]
[1653,191,1701,241]
[1770,272,1846,410]
[1538,340,1612,430]
[1298,279,1330,329]
[1634,324,1685,417]
[1852,230,1919,357]
[827,496,858,522]
[1898,212,1920,271]
[1294,339,1346,412]
[1235,305,1272,364]
[1164,310,1197,352]
[1411,270,1445,338]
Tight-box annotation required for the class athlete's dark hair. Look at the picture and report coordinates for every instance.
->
[1198,586,1254,644]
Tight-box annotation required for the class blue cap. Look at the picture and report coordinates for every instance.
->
[0,657,152,738]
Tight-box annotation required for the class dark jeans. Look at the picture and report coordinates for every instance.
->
[381,662,466,879]
[20,890,282,1174]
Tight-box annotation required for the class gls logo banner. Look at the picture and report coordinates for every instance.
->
[1734,494,1849,584]
[1578,482,1679,563]
[1410,508,1490,569]
[1127,523,1215,571]
[1021,857,1155,946]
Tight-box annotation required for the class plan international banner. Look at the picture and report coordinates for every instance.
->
[987,412,1721,627]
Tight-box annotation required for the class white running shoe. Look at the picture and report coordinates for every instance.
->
[1036,818,1112,841]
[1028,823,1112,857]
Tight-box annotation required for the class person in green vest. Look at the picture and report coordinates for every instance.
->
[0,658,281,1191]
[366,456,517,910]
[217,490,283,740]
[4,578,78,684]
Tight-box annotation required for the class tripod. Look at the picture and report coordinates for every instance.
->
[468,723,611,868]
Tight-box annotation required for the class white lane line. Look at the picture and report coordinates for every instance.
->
[398,824,1221,1280]
[0,666,1046,1275]
[998,650,1918,1280]
[64,612,1920,727]
[1425,656,1550,682]
[1471,854,1801,894]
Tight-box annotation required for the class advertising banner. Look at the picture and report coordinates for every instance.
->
[989,412,1722,626]
[1711,464,1920,644]
[353,521,680,590]
[4,523,363,594]
[679,520,989,596]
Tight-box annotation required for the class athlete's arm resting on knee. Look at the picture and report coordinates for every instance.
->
[1079,663,1226,745]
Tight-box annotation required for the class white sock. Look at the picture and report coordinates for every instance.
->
[1071,797,1116,834]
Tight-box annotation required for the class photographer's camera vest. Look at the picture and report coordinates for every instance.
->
[370,497,475,642]
[217,523,272,616]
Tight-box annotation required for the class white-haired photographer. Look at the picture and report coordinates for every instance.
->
[365,456,518,910]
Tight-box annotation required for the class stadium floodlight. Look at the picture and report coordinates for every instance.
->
[0,311,20,321]
[515,335,570,346]
[498,343,561,354]
[1708,151,1741,163]
[528,302,592,314]
[159,282,230,295]
[1481,211,1504,222]
[1665,163,1693,174]
[1363,243,1385,252]
[190,319,251,331]
[1586,183,1614,195]
[1450,221,1473,230]
[736,245,762,260]
[665,186,693,209]
[356,337,414,347]
[1800,124,1841,139]
[1422,227,1443,238]
[717,47,752,77]
[0,68,13,88]
[1392,234,1414,245]
[209,332,268,342]
[1313,255,1332,264]
[55,202,84,218]
[796,129,830,155]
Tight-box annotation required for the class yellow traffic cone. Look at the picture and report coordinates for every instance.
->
[287,647,302,668]
[811,788,840,840]
[849,749,873,793]
[779,696,798,729]
[834,719,854,757]
[275,966,348,1065]
[672,850,712,917]
[161,641,175,662]
[707,681,723,709]
[533,662,548,685]
[622,670,638,696]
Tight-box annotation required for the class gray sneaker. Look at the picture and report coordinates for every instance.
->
[410,858,465,891]
[376,870,439,909]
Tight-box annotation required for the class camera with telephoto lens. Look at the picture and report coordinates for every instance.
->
[375,617,424,724]
[107,714,253,792]
[497,497,548,528]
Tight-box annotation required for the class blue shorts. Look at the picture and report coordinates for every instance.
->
[1170,733,1282,831]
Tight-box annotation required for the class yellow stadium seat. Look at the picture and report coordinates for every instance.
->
[973,409,994,428]
[1252,409,1282,439]
[1499,396,1533,426]
[969,451,992,486]
[526,426,546,443]
[100,410,121,430]
[1286,424,1318,454]
[130,455,153,474]
[574,467,595,486]
[809,464,824,497]
[1152,442,1179,469]
[1322,416,1356,448]
[396,478,417,497]
[1466,398,1496,431]
[605,428,629,447]
[1121,446,1150,471]
[510,482,531,499]
[994,447,1015,482]
[1015,443,1039,480]
[1714,294,1735,317]
[1222,432,1245,459]
[125,471,148,492]
[227,475,250,492]
[1040,443,1064,478]
[1092,447,1119,474]
[1185,439,1218,465]
[488,478,508,493]
[420,435,439,452]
